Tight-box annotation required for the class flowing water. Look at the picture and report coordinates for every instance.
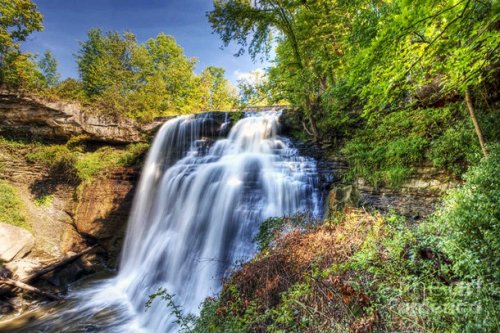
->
[7,111,322,332]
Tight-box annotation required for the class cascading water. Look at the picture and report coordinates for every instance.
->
[10,111,322,333]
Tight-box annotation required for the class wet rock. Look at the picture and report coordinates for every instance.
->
[0,299,15,315]
[0,224,35,262]
[355,168,457,218]
[325,185,358,219]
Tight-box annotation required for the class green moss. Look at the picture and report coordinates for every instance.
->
[75,143,148,182]
[0,180,30,230]
[0,136,29,150]
[34,194,53,207]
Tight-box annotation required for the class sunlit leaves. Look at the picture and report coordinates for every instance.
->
[76,30,237,120]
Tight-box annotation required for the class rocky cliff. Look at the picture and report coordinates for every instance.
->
[282,112,456,219]
[0,89,164,143]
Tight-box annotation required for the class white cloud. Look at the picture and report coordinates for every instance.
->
[234,68,266,83]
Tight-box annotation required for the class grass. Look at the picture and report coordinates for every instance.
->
[25,140,149,184]
[0,180,30,230]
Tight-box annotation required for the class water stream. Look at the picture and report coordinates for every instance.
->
[8,111,322,332]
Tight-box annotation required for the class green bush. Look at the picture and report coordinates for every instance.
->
[419,145,500,331]
[342,148,500,331]
[428,122,482,175]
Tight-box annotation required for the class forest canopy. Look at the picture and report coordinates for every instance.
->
[209,0,500,185]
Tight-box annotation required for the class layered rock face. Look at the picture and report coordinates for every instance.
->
[356,167,456,218]
[0,89,164,143]
[74,168,138,267]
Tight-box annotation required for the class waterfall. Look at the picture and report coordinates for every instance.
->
[12,111,322,333]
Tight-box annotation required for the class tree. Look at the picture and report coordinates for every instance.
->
[76,30,233,120]
[76,29,137,98]
[208,0,363,141]
[236,69,270,107]
[199,66,237,110]
[208,0,324,140]
[0,0,43,87]
[38,50,60,87]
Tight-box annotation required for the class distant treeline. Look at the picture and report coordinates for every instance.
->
[0,1,239,121]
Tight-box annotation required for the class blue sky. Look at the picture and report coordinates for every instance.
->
[22,0,267,84]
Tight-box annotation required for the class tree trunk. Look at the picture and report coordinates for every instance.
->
[304,96,320,142]
[465,88,488,158]
[22,245,98,284]
[0,278,64,301]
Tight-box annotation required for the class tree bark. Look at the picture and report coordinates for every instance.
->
[22,245,98,284]
[0,245,97,303]
[465,88,488,158]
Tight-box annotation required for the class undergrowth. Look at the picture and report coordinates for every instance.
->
[341,103,498,188]
[24,138,148,184]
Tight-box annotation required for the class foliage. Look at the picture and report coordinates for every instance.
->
[0,0,44,88]
[49,78,86,102]
[0,180,29,230]
[37,50,60,87]
[236,69,273,107]
[75,29,237,121]
[435,145,499,280]
[209,0,500,180]
[146,288,196,333]
[339,149,499,331]
[25,140,148,184]
[198,66,238,111]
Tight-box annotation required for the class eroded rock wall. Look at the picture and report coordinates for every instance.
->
[0,89,164,143]
[74,168,138,267]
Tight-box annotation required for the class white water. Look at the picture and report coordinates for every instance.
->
[13,112,321,333]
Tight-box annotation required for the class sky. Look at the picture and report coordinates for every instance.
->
[22,0,267,85]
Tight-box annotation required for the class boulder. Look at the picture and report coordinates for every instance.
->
[324,185,358,220]
[0,223,35,262]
